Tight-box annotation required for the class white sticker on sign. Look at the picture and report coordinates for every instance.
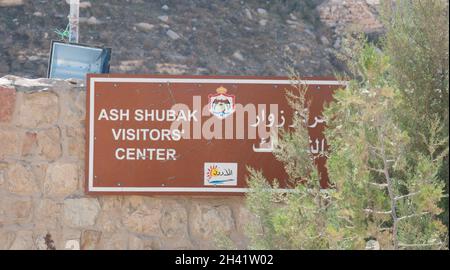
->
[204,163,238,186]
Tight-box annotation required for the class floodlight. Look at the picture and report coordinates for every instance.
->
[47,40,111,80]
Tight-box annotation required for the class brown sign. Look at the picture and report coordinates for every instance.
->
[85,74,344,195]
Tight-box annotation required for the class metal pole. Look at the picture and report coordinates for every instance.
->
[68,0,80,43]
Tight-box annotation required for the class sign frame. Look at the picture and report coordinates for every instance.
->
[85,74,345,195]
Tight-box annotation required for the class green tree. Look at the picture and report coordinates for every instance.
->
[380,0,449,226]
[325,39,448,249]
[243,40,448,250]
[244,76,357,249]
[240,0,449,250]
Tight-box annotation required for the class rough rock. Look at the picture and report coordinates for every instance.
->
[128,234,161,250]
[0,0,23,7]
[81,230,102,250]
[63,198,100,227]
[232,51,244,61]
[21,131,36,157]
[122,198,162,235]
[92,197,122,233]
[0,86,15,122]
[317,0,382,33]
[79,1,91,9]
[257,8,268,16]
[0,196,33,225]
[365,239,381,250]
[0,231,16,249]
[44,163,78,197]
[0,130,21,159]
[190,204,235,239]
[86,16,100,25]
[65,126,84,159]
[61,88,85,127]
[9,230,33,250]
[97,233,128,250]
[95,211,120,233]
[122,196,162,235]
[5,163,38,195]
[17,91,59,128]
[127,234,145,250]
[135,22,155,32]
[156,63,188,74]
[244,8,252,20]
[34,199,63,230]
[99,196,124,211]
[0,165,5,186]
[158,15,169,23]
[36,127,62,161]
[160,202,188,238]
[166,29,180,40]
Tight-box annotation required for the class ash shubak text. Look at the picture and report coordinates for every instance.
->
[95,86,328,162]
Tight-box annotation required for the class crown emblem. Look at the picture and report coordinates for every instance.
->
[208,86,235,119]
[216,86,228,94]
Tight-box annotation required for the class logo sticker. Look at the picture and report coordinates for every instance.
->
[208,86,235,119]
[204,163,238,186]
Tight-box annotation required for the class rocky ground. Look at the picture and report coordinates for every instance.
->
[0,0,382,78]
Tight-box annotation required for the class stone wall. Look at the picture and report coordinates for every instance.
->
[0,75,253,250]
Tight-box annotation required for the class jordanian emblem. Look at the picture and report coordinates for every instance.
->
[208,86,235,119]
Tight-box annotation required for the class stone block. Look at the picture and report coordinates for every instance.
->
[34,199,63,230]
[36,127,62,161]
[63,198,100,227]
[5,163,38,195]
[81,230,102,250]
[189,204,235,240]
[160,202,188,238]
[44,163,78,197]
[122,196,162,235]
[0,130,21,159]
[9,230,33,250]
[0,86,16,123]
[18,91,59,128]
[65,126,84,159]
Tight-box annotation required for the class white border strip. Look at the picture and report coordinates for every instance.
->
[91,187,250,192]
[88,77,345,193]
[90,77,346,85]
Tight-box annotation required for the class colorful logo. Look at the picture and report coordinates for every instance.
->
[204,163,238,186]
[208,86,235,119]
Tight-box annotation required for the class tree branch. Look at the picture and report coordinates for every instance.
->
[379,127,399,250]
[337,215,355,227]
[368,167,385,174]
[364,208,392,215]
[369,182,388,189]
[368,147,384,159]
[398,212,430,221]
[395,192,420,201]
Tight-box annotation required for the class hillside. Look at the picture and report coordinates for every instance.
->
[0,0,382,78]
